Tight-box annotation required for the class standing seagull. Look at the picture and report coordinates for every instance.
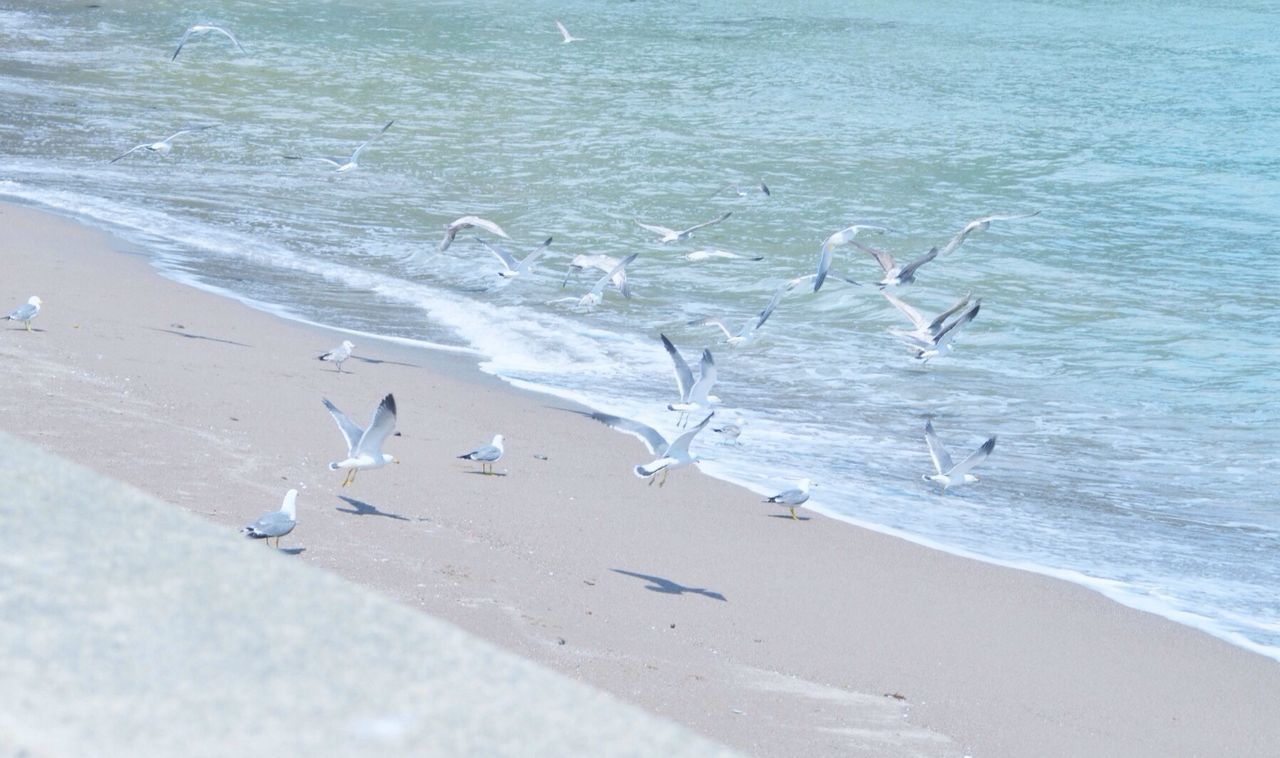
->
[439,216,509,252]
[939,211,1040,257]
[854,242,939,288]
[458,434,505,475]
[555,20,581,43]
[285,120,395,173]
[923,420,996,492]
[3,296,42,331]
[109,125,216,163]
[171,24,246,61]
[318,340,355,373]
[635,212,732,243]
[323,393,398,487]
[241,489,298,549]
[764,478,814,520]
[814,223,891,292]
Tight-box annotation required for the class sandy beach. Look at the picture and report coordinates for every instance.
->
[2,200,1278,757]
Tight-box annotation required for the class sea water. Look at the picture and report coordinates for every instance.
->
[1,0,1277,658]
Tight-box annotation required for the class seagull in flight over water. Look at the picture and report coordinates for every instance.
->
[556,20,581,43]
[323,393,399,486]
[854,242,939,288]
[881,290,973,342]
[577,253,638,309]
[814,223,891,292]
[689,274,811,346]
[939,211,1040,257]
[109,125,216,163]
[660,334,718,425]
[171,24,246,61]
[284,121,394,173]
[635,212,732,243]
[562,254,632,298]
[476,236,552,279]
[439,216,509,252]
[923,420,995,492]
[893,300,981,362]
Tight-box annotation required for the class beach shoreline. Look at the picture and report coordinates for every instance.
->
[3,199,1278,757]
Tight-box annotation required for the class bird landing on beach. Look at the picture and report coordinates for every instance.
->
[324,393,399,486]
[4,296,42,331]
[459,434,505,475]
[318,340,354,372]
[241,489,297,548]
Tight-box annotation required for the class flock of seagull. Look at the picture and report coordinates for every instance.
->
[62,17,1039,542]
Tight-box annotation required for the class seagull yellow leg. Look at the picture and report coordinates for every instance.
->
[790,507,797,521]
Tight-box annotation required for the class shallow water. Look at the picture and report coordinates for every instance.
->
[2,0,1277,658]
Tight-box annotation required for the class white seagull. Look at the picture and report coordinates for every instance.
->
[716,180,770,198]
[578,410,714,486]
[476,236,552,279]
[561,253,632,298]
[440,216,509,252]
[881,290,972,342]
[241,489,298,549]
[458,434,505,475]
[555,20,581,43]
[660,334,717,425]
[939,211,1040,257]
[635,211,732,243]
[853,242,939,288]
[764,478,814,520]
[284,120,394,173]
[682,249,763,262]
[923,420,996,492]
[814,223,891,291]
[318,339,355,373]
[171,24,245,61]
[688,274,809,346]
[893,300,981,362]
[3,296,42,331]
[323,393,398,487]
[109,125,216,164]
[578,253,638,310]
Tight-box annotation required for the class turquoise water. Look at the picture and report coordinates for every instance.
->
[2,0,1278,657]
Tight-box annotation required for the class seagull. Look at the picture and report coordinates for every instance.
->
[814,223,891,292]
[853,242,939,288]
[171,24,245,61]
[284,120,394,173]
[682,249,764,262]
[241,489,298,548]
[923,420,995,492]
[318,339,355,373]
[939,211,1040,257]
[712,416,745,445]
[555,20,581,43]
[578,253,638,309]
[458,434,504,475]
[109,125,216,163]
[635,212,732,243]
[881,290,972,342]
[323,393,398,487]
[660,334,717,425]
[439,216,509,252]
[893,300,981,362]
[577,410,714,486]
[561,253,632,298]
[688,274,809,346]
[3,296,42,331]
[715,180,770,198]
[476,236,552,279]
[764,478,814,520]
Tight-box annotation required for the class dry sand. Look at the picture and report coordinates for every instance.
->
[2,200,1278,757]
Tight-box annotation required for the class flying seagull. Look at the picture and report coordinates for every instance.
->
[893,300,981,362]
[923,420,995,492]
[323,393,398,486]
[682,249,764,262]
[476,236,552,279]
[688,274,810,346]
[715,180,770,198]
[881,290,972,342]
[577,410,714,486]
[458,434,505,475]
[814,223,891,292]
[555,20,581,43]
[635,212,732,243]
[660,334,717,425]
[241,489,298,548]
[853,242,939,288]
[318,340,354,373]
[109,125,216,163]
[939,211,1040,257]
[284,120,394,173]
[440,216,509,252]
[3,296,42,331]
[712,416,745,445]
[561,253,632,298]
[764,478,814,520]
[171,24,245,61]
[578,253,638,309]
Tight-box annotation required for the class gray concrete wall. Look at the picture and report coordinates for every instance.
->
[0,432,735,757]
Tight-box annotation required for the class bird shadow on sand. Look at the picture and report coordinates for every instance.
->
[462,470,508,477]
[278,546,307,556]
[610,569,727,602]
[336,495,410,521]
[351,356,420,369]
[766,513,812,521]
[151,327,251,347]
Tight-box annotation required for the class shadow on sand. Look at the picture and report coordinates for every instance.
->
[610,569,727,602]
[152,327,251,347]
[336,495,411,521]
